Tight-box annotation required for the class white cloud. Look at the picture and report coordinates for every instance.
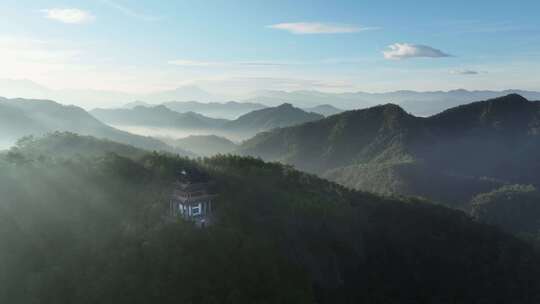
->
[383,43,450,60]
[42,8,94,24]
[450,69,480,75]
[99,0,159,21]
[267,22,378,34]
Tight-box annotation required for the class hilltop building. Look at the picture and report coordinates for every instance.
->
[170,170,217,226]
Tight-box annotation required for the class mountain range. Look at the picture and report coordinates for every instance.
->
[238,94,540,210]
[0,79,218,109]
[0,96,191,155]
[91,105,228,130]
[246,89,540,116]
[162,101,267,119]
[122,100,340,119]
[4,78,540,116]
[91,103,324,140]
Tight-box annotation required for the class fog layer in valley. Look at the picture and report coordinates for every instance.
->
[110,124,248,142]
[0,140,13,150]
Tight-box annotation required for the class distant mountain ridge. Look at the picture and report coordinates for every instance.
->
[302,104,344,116]
[224,103,324,133]
[91,103,324,140]
[163,101,267,119]
[121,100,267,119]
[238,94,540,208]
[91,105,228,129]
[4,78,540,116]
[0,79,219,109]
[245,89,540,116]
[0,97,191,155]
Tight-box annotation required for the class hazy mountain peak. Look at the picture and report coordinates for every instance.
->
[183,111,208,117]
[303,104,344,116]
[490,93,529,104]
[225,103,323,133]
[379,103,407,112]
[152,104,171,111]
[343,103,410,120]
[434,94,533,117]
[163,100,267,119]
[123,100,153,108]
[276,102,294,108]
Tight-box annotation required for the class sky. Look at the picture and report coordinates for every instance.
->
[1,0,540,98]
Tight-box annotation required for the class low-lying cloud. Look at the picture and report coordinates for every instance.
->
[383,43,450,60]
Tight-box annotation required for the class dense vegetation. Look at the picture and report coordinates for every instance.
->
[2,133,540,303]
[239,94,540,211]
[10,132,150,160]
[472,185,540,236]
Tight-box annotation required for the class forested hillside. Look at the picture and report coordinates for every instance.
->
[472,185,540,237]
[239,94,540,210]
[225,103,323,133]
[1,133,540,303]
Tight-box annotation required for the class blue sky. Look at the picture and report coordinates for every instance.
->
[1,0,539,96]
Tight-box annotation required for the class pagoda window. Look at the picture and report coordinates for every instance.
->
[191,203,202,216]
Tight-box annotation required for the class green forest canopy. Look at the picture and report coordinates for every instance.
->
[1,133,540,303]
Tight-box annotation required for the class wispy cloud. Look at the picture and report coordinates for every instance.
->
[42,8,94,24]
[383,43,451,60]
[168,59,299,68]
[168,58,373,68]
[236,61,293,67]
[0,35,82,65]
[0,35,86,91]
[450,69,483,75]
[267,22,379,34]
[100,0,159,21]
[168,59,217,67]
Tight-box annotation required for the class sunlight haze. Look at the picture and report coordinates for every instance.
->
[1,0,539,108]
